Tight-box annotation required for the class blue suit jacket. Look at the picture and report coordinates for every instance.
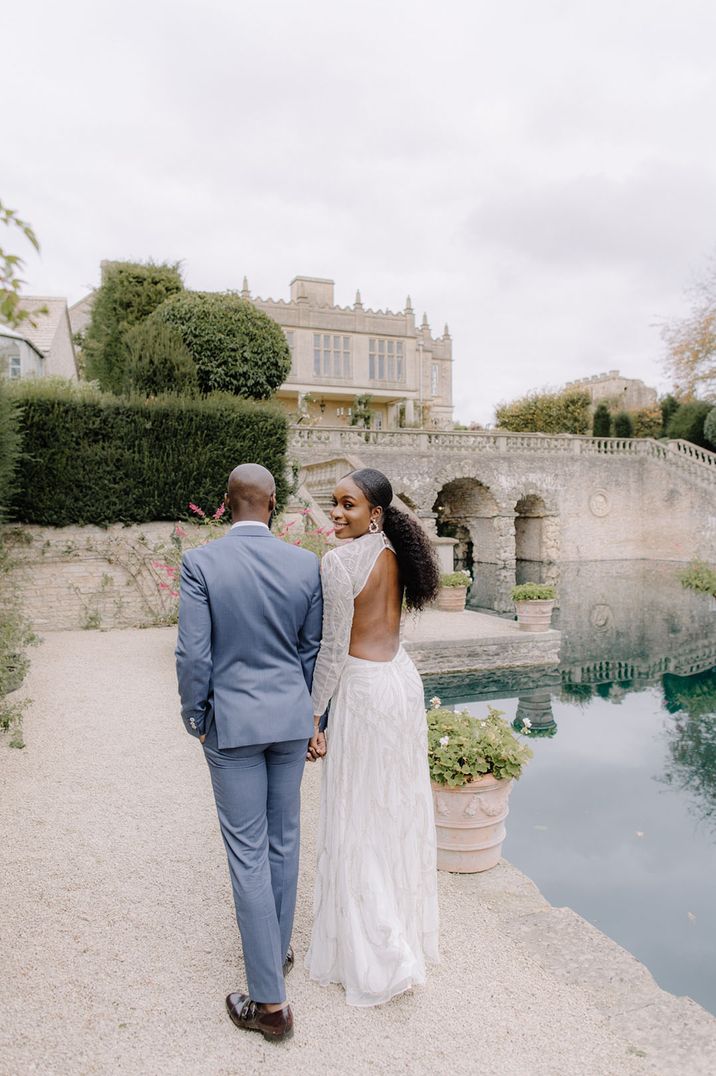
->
[175,525,323,749]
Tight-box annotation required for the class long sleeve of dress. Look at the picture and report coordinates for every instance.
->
[310,549,354,716]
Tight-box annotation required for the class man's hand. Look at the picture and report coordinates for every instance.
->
[306,724,326,762]
[199,734,206,744]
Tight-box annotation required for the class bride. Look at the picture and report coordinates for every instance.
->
[305,467,441,1006]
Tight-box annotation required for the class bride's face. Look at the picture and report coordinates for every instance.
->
[330,478,378,540]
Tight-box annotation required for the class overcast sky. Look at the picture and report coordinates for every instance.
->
[5,0,716,423]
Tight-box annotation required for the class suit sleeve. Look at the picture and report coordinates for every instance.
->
[298,558,323,693]
[310,551,354,717]
[175,552,212,739]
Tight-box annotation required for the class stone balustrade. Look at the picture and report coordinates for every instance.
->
[289,426,716,483]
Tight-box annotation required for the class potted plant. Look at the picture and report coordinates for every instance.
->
[427,698,532,873]
[511,582,557,632]
[436,569,472,611]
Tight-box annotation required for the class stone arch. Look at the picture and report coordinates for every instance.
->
[432,477,500,565]
[514,490,560,563]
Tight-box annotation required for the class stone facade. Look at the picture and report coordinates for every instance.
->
[564,369,658,412]
[291,426,716,608]
[245,275,453,429]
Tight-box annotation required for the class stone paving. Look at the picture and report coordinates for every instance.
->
[2,627,716,1075]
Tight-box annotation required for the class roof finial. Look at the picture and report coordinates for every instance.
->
[241,276,250,299]
[354,289,363,309]
[421,311,429,331]
[443,322,450,338]
[404,295,413,313]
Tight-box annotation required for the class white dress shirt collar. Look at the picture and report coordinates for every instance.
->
[230,520,270,531]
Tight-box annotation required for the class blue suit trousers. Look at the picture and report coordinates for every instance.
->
[202,720,307,1003]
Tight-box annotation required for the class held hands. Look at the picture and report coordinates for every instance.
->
[306,717,327,762]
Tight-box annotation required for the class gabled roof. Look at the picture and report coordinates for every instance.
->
[15,297,70,355]
[0,320,45,358]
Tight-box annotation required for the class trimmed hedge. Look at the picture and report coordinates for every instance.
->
[0,376,20,518]
[495,389,591,434]
[8,380,289,526]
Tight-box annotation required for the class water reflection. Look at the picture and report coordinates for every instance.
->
[427,561,716,1013]
[662,668,716,829]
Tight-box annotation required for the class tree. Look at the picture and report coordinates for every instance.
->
[631,406,663,439]
[83,261,184,393]
[592,403,612,436]
[662,259,716,401]
[666,400,712,448]
[153,291,290,399]
[613,411,634,438]
[660,393,680,431]
[122,319,198,397]
[0,201,46,330]
[704,406,716,449]
[495,389,590,434]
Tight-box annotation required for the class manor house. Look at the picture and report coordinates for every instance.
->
[244,275,454,429]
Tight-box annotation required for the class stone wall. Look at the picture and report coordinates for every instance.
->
[292,428,716,565]
[2,522,197,632]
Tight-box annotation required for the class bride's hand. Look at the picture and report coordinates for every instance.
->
[306,724,327,761]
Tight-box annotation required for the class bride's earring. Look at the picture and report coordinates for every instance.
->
[369,517,379,533]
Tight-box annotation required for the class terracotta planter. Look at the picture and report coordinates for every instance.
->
[436,585,467,611]
[514,598,556,632]
[432,775,513,873]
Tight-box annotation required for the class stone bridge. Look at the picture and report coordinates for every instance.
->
[289,426,716,591]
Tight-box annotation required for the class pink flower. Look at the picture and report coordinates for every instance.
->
[174,525,188,538]
[285,520,296,529]
[213,503,226,520]
[188,502,206,518]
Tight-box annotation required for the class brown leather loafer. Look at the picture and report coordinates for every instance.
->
[226,993,293,1042]
[283,946,294,977]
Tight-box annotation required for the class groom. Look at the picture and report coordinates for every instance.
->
[175,463,323,1043]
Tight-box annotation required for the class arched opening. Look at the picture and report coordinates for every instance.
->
[433,478,500,567]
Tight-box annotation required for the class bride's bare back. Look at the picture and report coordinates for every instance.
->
[349,549,402,661]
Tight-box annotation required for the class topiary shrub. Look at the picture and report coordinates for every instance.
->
[122,318,198,397]
[495,389,590,434]
[704,406,716,449]
[613,411,634,438]
[666,400,712,448]
[152,291,291,399]
[8,379,289,526]
[83,260,184,393]
[592,402,612,437]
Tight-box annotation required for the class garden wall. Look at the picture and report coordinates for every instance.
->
[2,522,195,631]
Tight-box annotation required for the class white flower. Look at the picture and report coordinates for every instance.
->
[439,735,450,747]
[430,696,441,709]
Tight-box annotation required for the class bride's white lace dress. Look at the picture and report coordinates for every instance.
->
[305,531,439,1006]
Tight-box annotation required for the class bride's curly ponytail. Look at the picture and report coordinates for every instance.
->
[348,468,440,611]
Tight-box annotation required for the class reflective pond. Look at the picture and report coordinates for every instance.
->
[424,561,716,1016]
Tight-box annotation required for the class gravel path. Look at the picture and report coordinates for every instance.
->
[0,627,701,1075]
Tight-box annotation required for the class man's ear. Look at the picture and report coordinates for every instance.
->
[269,492,276,513]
